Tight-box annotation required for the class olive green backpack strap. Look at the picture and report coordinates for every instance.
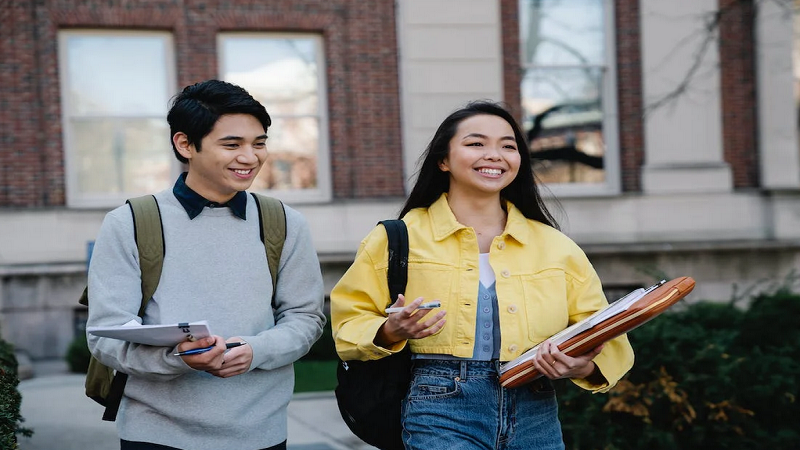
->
[251,193,286,306]
[86,195,164,421]
[126,195,165,314]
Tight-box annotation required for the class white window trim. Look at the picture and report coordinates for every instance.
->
[217,32,332,204]
[521,0,621,197]
[59,29,179,208]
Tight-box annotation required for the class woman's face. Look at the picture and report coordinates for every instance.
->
[439,114,521,199]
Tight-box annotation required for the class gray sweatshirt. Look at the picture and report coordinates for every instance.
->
[87,189,325,450]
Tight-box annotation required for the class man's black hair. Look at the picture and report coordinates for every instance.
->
[167,79,272,163]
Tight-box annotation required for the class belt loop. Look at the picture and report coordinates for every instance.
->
[460,361,468,380]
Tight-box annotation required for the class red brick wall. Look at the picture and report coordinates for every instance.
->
[616,0,645,192]
[500,0,522,123]
[500,0,645,192]
[0,0,403,207]
[719,0,759,188]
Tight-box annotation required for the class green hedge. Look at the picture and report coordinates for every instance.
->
[556,290,800,450]
[0,336,32,448]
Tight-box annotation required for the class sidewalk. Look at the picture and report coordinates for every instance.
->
[17,361,376,450]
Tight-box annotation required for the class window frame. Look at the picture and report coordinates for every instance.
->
[217,32,332,204]
[58,29,179,208]
[519,0,620,197]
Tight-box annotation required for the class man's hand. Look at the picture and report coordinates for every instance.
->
[374,294,446,347]
[206,336,253,378]
[176,336,226,371]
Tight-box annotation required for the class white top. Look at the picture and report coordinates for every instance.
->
[479,253,496,288]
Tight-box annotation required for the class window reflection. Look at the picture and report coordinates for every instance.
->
[220,34,325,193]
[520,0,607,185]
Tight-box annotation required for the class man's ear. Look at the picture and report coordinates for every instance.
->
[173,132,193,161]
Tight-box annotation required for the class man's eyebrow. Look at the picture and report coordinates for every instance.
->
[217,134,268,141]
[217,135,244,142]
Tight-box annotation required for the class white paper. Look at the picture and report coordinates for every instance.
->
[87,320,212,347]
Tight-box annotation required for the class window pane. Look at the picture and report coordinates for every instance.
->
[71,118,172,195]
[220,34,326,195]
[522,67,605,184]
[65,34,170,116]
[520,0,605,66]
[221,36,320,115]
[251,117,319,191]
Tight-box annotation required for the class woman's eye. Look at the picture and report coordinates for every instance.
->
[466,142,483,147]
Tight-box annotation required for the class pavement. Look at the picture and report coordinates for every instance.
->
[17,360,377,450]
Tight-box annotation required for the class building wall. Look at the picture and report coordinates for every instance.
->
[2,0,800,362]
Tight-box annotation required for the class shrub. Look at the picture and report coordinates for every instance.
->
[0,336,32,448]
[65,332,91,374]
[557,292,800,450]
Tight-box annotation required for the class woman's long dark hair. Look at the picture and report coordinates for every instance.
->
[399,101,559,230]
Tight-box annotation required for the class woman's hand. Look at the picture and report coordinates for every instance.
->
[374,294,446,347]
[532,340,604,381]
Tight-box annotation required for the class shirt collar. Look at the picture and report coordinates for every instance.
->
[172,173,248,220]
[427,193,529,245]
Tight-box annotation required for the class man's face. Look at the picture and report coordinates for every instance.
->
[175,114,267,203]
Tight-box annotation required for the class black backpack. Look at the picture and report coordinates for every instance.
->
[335,219,411,450]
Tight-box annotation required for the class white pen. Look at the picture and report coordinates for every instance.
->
[385,301,441,314]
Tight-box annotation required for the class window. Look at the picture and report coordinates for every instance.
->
[519,0,620,195]
[219,33,331,203]
[59,30,176,207]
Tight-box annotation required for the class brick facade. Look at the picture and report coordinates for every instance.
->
[719,0,759,188]
[0,0,404,207]
[615,0,645,192]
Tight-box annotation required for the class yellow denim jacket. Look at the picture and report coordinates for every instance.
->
[331,194,634,392]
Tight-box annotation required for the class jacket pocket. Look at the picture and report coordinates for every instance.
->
[520,270,569,342]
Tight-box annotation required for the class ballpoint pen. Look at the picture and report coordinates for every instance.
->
[173,341,247,356]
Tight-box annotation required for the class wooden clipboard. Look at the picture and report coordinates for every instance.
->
[499,276,695,389]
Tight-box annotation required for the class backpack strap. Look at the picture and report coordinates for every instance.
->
[127,195,165,317]
[100,195,163,421]
[251,193,286,306]
[379,220,409,304]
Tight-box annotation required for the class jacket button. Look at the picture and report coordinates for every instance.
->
[507,305,518,313]
[501,269,510,278]
[497,241,506,250]
[508,344,518,353]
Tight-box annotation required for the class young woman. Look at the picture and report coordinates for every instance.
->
[331,101,634,450]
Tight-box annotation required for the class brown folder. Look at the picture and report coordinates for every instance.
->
[499,276,696,389]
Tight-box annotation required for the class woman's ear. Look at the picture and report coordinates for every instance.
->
[173,132,193,161]
[438,158,450,173]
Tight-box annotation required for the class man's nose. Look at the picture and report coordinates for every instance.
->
[237,145,260,163]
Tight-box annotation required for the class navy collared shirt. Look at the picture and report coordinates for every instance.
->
[172,173,248,220]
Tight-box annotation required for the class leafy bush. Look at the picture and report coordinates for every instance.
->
[65,332,91,373]
[0,336,32,448]
[556,291,800,450]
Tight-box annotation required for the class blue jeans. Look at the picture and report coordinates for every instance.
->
[401,360,565,450]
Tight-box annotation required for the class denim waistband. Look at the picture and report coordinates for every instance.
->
[412,359,500,378]
[412,359,555,392]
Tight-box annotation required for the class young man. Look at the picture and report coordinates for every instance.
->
[86,80,326,450]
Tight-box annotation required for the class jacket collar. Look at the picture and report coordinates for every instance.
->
[427,193,530,245]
